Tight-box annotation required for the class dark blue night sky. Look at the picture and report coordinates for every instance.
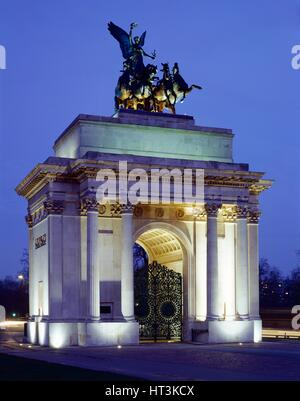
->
[0,1,299,277]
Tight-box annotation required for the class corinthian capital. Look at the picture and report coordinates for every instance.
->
[110,202,134,216]
[121,203,134,214]
[44,199,64,215]
[110,202,122,217]
[222,206,237,222]
[234,205,248,219]
[248,209,261,224]
[80,197,98,215]
[204,203,221,217]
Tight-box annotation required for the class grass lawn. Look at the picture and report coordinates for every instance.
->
[0,352,140,381]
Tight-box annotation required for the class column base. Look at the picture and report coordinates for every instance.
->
[236,314,250,321]
[123,316,136,322]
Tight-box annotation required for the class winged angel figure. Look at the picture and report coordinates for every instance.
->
[108,21,156,77]
[108,21,201,113]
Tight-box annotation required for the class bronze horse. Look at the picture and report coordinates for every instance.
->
[114,62,132,110]
[152,63,201,114]
[152,63,176,114]
[130,64,158,111]
[115,64,158,111]
[172,63,202,102]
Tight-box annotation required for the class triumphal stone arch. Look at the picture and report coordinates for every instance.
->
[16,109,271,347]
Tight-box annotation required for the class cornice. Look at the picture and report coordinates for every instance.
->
[15,164,67,199]
[16,158,273,200]
[249,179,273,195]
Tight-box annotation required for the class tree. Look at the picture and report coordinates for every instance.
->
[0,276,28,317]
[259,258,287,307]
[284,251,300,306]
[18,248,29,283]
[0,249,29,318]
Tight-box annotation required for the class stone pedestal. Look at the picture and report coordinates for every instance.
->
[27,320,139,347]
[208,319,262,343]
[78,321,139,347]
[54,110,234,162]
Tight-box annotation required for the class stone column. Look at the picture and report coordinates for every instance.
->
[83,197,100,321]
[235,206,249,319]
[25,213,35,318]
[248,209,260,319]
[221,207,237,320]
[194,208,207,321]
[205,203,221,320]
[121,204,135,321]
[45,199,64,319]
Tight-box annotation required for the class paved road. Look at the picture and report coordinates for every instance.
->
[1,328,300,380]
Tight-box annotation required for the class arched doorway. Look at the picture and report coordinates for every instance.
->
[133,227,187,342]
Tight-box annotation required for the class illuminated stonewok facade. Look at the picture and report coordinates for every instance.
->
[16,110,271,347]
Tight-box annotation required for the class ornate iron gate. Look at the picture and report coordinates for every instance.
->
[134,261,182,341]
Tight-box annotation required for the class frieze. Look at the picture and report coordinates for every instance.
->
[193,207,206,221]
[110,202,134,216]
[175,209,185,219]
[27,205,53,227]
[134,205,143,217]
[155,208,164,218]
[98,204,107,215]
[110,203,122,216]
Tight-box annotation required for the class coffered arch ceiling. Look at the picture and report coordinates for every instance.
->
[136,228,183,265]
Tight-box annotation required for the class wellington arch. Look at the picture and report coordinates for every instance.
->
[15,110,272,347]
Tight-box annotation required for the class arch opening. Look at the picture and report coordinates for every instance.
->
[134,228,187,342]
